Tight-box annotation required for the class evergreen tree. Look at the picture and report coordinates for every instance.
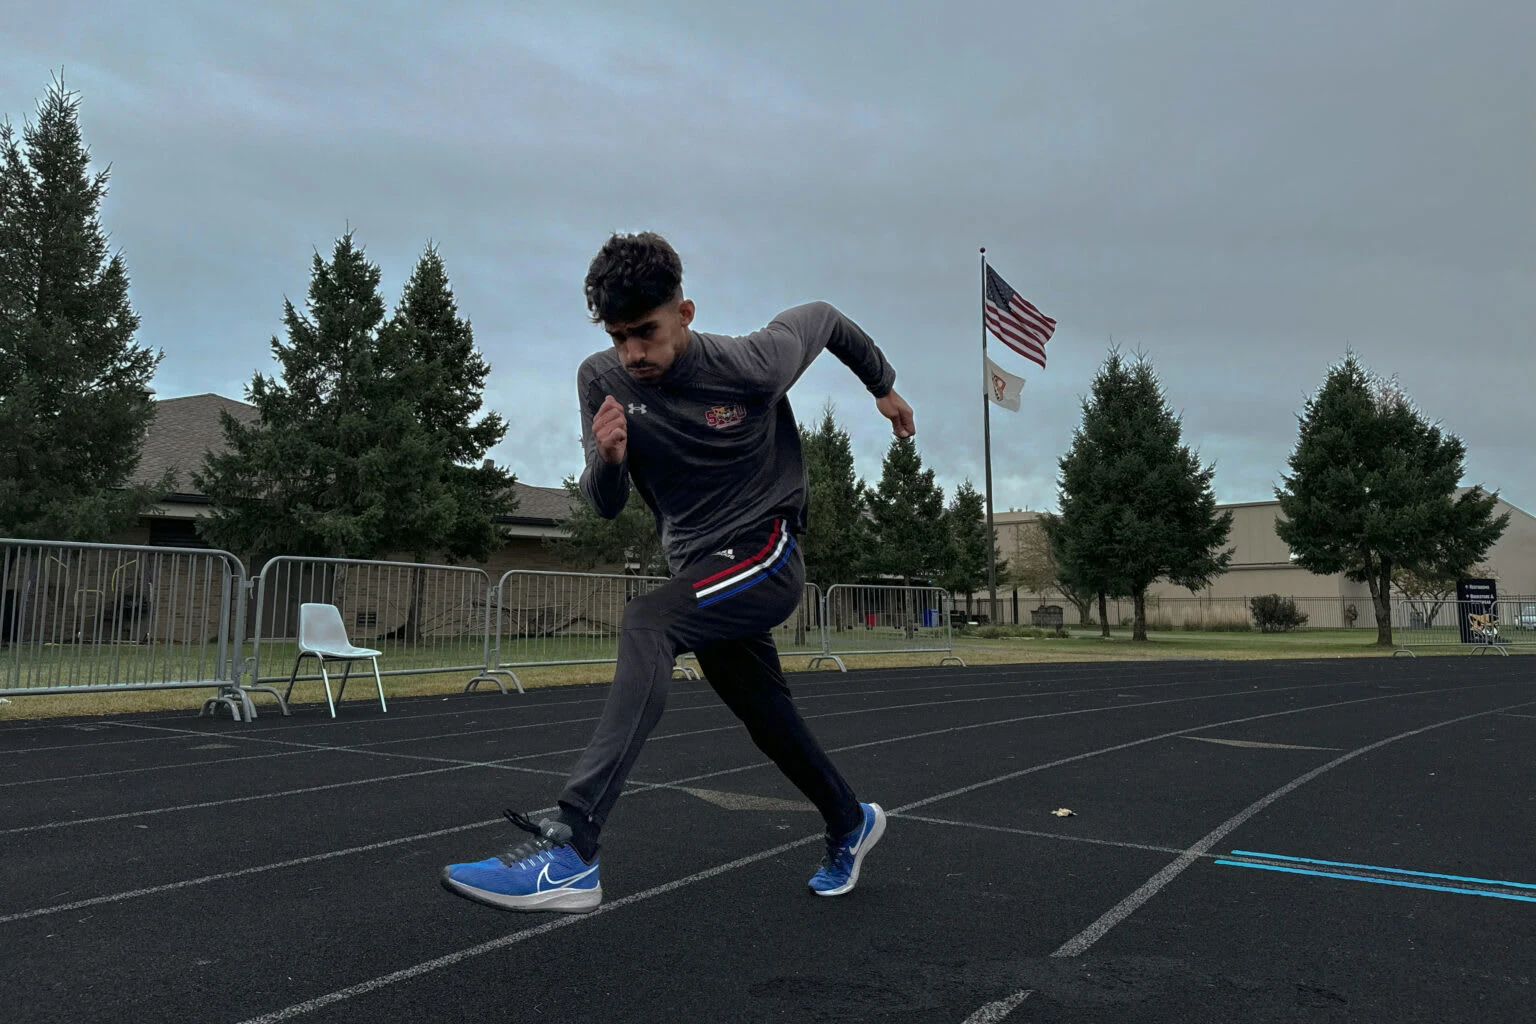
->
[938,480,999,611]
[1044,358,1133,638]
[195,233,516,566]
[1276,355,1507,645]
[867,437,947,585]
[549,477,665,576]
[379,243,515,560]
[1051,350,1232,641]
[799,402,871,593]
[0,77,169,539]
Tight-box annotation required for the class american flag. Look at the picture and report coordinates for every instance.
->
[984,265,1055,369]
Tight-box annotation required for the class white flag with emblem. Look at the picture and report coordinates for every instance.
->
[984,356,1025,412]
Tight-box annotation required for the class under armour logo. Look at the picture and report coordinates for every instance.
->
[628,403,647,415]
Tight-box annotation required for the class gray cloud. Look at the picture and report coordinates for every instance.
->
[4,0,1531,512]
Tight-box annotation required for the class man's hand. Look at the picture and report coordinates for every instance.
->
[876,389,915,439]
[593,395,628,464]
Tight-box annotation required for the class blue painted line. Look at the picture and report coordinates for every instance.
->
[696,538,796,609]
[1228,850,1536,890]
[1214,860,1536,903]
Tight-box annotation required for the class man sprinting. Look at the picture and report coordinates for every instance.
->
[442,231,915,913]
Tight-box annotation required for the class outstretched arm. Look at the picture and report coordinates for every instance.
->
[721,301,914,435]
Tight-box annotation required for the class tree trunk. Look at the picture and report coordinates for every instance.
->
[404,563,427,645]
[1098,591,1110,639]
[1133,588,1148,641]
[1369,560,1394,646]
[1072,596,1092,626]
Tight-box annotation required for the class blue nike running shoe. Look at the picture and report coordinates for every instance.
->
[441,811,601,913]
[808,802,886,896]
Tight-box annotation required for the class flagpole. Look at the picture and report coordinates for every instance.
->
[980,247,998,619]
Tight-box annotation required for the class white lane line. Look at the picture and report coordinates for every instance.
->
[1048,696,1536,959]
[230,833,827,1024]
[5,676,1355,834]
[0,819,502,925]
[2,671,1281,788]
[221,688,1529,1024]
[2,681,1461,922]
[1,658,1391,753]
[895,814,1185,857]
[1182,736,1340,751]
[961,989,1034,1024]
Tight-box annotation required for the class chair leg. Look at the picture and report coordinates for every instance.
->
[370,658,388,713]
[336,660,353,704]
[285,653,306,705]
[319,660,337,718]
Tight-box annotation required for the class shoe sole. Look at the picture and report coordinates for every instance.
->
[440,871,602,914]
[812,803,886,897]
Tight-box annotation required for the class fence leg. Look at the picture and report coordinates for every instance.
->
[807,655,847,672]
[236,684,289,716]
[465,670,520,695]
[940,654,966,667]
[200,686,249,722]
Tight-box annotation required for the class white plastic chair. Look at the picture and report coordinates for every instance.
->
[286,603,388,718]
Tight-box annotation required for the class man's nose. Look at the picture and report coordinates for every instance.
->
[620,339,646,363]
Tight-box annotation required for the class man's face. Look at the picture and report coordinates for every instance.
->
[605,298,695,382]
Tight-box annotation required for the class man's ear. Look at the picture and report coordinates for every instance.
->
[678,298,696,328]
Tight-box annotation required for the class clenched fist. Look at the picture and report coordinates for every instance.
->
[593,395,628,464]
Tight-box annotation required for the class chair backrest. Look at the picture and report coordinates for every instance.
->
[298,603,353,652]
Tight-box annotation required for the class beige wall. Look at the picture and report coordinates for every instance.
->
[1484,501,1536,596]
[988,497,1534,606]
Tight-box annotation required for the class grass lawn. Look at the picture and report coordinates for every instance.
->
[1,627,1526,722]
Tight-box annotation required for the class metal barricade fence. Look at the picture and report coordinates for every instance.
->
[1,538,250,718]
[247,556,499,713]
[773,583,828,662]
[816,584,964,671]
[1393,596,1536,657]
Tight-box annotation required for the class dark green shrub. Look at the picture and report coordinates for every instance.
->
[1250,594,1309,633]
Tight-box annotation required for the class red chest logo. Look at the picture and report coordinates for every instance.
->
[705,404,747,429]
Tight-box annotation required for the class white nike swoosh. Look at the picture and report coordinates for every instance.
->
[536,862,598,891]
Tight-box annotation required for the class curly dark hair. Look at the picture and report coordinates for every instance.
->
[584,232,684,324]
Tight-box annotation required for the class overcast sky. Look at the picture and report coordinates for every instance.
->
[5,1,1532,513]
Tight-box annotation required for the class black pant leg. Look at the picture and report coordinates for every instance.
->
[694,634,862,837]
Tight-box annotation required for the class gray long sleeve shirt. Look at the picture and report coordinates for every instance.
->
[577,301,897,574]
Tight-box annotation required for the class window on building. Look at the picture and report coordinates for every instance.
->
[148,518,212,549]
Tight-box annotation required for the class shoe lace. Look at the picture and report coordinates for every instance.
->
[498,809,560,866]
[819,830,850,872]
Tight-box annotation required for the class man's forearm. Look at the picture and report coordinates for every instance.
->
[580,457,629,519]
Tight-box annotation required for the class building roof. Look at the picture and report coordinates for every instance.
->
[134,393,259,493]
[135,393,575,526]
[504,482,576,525]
